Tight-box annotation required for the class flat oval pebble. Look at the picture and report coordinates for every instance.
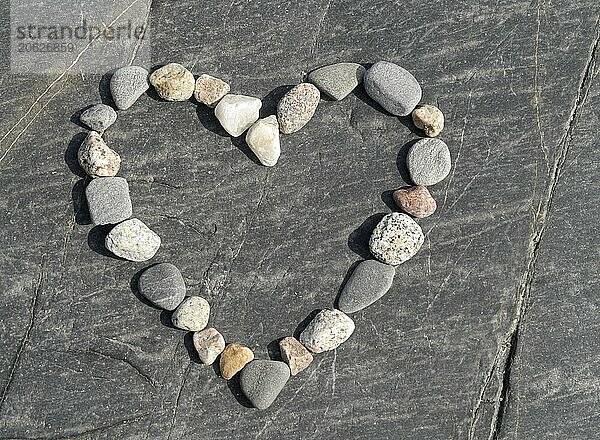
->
[214,94,262,137]
[149,63,195,101]
[85,177,132,225]
[171,296,210,331]
[239,360,290,410]
[279,336,313,376]
[406,138,451,186]
[193,327,225,365]
[78,131,121,178]
[364,61,422,116]
[337,260,395,313]
[307,62,366,101]
[105,218,161,262]
[245,115,281,166]
[80,104,117,132]
[299,309,355,353]
[277,83,320,134]
[393,185,437,218]
[138,262,185,310]
[194,74,230,107]
[369,212,424,265]
[412,104,444,137]
[220,343,254,380]
[110,66,149,110]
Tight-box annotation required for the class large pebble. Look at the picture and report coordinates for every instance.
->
[279,336,313,376]
[245,115,281,166]
[110,66,149,110]
[369,212,424,265]
[105,218,161,262]
[220,343,254,380]
[78,131,121,178]
[193,328,225,365]
[138,262,185,310]
[393,186,437,218]
[406,138,451,186]
[364,61,421,116]
[412,104,444,137]
[80,104,117,132]
[337,260,395,313]
[214,94,262,137]
[171,296,210,331]
[277,83,320,134]
[299,309,355,353]
[240,360,290,410]
[149,63,195,101]
[307,62,366,101]
[194,74,230,107]
[85,177,131,225]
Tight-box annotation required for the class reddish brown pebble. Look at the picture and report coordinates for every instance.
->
[279,336,313,376]
[393,186,437,218]
[194,74,230,107]
[219,343,254,380]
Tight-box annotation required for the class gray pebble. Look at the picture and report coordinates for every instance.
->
[80,104,117,132]
[369,213,424,265]
[307,62,366,101]
[110,66,150,110]
[406,138,451,186]
[299,309,355,353]
[85,177,132,225]
[364,61,422,116]
[105,218,161,262]
[171,296,210,331]
[138,262,185,310]
[239,360,290,410]
[337,260,395,313]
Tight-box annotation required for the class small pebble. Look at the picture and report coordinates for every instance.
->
[105,218,161,262]
[220,343,254,380]
[412,104,444,137]
[194,74,230,107]
[245,115,281,166]
[138,262,185,310]
[80,104,117,132]
[110,66,150,110]
[307,62,366,100]
[214,94,262,137]
[239,360,290,410]
[171,296,210,331]
[78,131,121,178]
[369,212,424,265]
[299,309,355,353]
[406,138,451,186]
[337,260,395,313]
[193,328,225,365]
[279,337,313,376]
[393,186,437,218]
[364,61,421,116]
[277,83,320,134]
[85,177,131,225]
[149,63,195,101]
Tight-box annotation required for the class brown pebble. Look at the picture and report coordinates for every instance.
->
[194,74,230,107]
[393,186,437,218]
[279,337,313,376]
[411,104,444,137]
[277,83,320,134]
[219,343,254,380]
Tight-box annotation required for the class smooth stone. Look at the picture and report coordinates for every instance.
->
[171,296,210,331]
[279,336,313,376]
[239,360,290,410]
[220,343,254,380]
[337,260,395,313]
[245,115,281,166]
[105,218,161,262]
[80,104,117,132]
[412,104,444,137]
[193,328,225,365]
[77,131,121,178]
[364,61,422,116]
[277,83,320,134]
[194,74,230,107]
[406,138,452,186]
[369,212,424,265]
[299,309,355,353]
[137,262,185,310]
[307,62,366,100]
[214,94,262,137]
[393,186,437,218]
[85,177,131,225]
[149,63,195,101]
[110,66,149,110]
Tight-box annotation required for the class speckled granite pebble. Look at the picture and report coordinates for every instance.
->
[78,131,121,178]
[393,186,437,218]
[277,83,320,134]
[245,115,281,166]
[279,337,313,376]
[369,212,424,265]
[171,296,210,331]
[105,218,161,262]
[214,94,262,137]
[240,360,290,410]
[193,328,225,365]
[110,66,149,110]
[412,104,444,137]
[299,309,355,353]
[307,62,365,100]
[138,263,185,310]
[149,63,195,101]
[406,138,451,186]
[337,260,395,313]
[80,104,117,132]
[220,343,254,380]
[194,74,230,107]
[85,177,131,225]
[364,61,422,116]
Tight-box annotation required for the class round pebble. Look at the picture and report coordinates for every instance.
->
[110,66,150,110]
[77,131,121,178]
[364,61,422,116]
[369,212,424,265]
[105,218,161,262]
[299,309,355,353]
[214,94,262,137]
[406,138,451,186]
[138,262,186,310]
[393,186,437,218]
[239,360,290,410]
[337,260,395,313]
[194,74,230,107]
[220,343,254,380]
[277,83,320,134]
[80,104,117,132]
[171,296,210,331]
[85,177,132,226]
[307,62,366,101]
[193,328,225,365]
[245,115,281,166]
[279,336,313,376]
[412,104,444,137]
[149,63,195,102]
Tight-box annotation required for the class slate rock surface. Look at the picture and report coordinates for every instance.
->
[239,360,290,410]
[85,176,132,225]
[79,104,117,132]
[137,262,186,310]
[406,138,452,186]
[307,62,366,100]
[109,66,150,110]
[299,309,355,353]
[364,61,422,116]
[369,212,424,265]
[105,218,161,262]
[337,259,395,313]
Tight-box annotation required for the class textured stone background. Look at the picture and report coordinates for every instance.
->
[1,0,599,439]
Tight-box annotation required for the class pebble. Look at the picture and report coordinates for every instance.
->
[194,74,230,107]
[85,177,132,225]
[214,94,262,137]
[149,63,195,101]
[80,104,117,132]
[412,104,444,137]
[105,218,161,262]
[307,62,366,101]
[337,260,395,313]
[239,360,290,410]
[245,115,281,166]
[193,328,225,365]
[171,296,210,331]
[364,61,422,116]
[220,343,254,380]
[110,66,150,110]
[279,337,313,376]
[78,131,121,178]
[137,262,185,310]
[406,138,451,186]
[299,309,355,353]
[393,186,437,218]
[277,83,320,134]
[369,212,424,265]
